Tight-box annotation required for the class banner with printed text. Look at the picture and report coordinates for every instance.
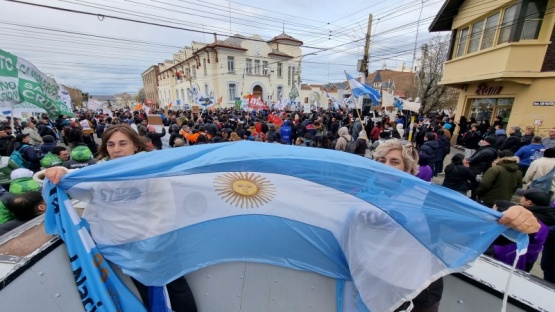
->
[0,48,74,117]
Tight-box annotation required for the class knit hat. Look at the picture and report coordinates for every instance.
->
[11,168,33,180]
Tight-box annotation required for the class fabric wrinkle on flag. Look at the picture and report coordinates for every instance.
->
[48,141,529,312]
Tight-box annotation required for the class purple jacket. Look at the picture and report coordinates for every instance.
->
[494,222,549,271]
[416,165,433,182]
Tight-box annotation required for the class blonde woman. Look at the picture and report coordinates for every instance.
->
[373,140,540,312]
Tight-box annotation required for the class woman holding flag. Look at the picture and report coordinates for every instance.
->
[45,124,197,312]
[373,140,540,312]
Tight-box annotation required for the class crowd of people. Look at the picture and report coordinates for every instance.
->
[0,106,553,311]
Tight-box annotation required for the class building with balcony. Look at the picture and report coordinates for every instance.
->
[152,33,303,109]
[141,65,160,109]
[430,0,555,137]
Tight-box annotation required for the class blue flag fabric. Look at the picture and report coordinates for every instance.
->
[43,181,147,312]
[47,141,528,312]
[345,72,381,105]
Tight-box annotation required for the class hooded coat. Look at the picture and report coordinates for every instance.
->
[335,127,352,151]
[476,156,523,206]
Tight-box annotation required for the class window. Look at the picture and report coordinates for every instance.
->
[187,88,192,102]
[277,62,282,77]
[453,1,547,58]
[263,61,268,75]
[521,1,546,40]
[467,20,484,53]
[480,13,500,50]
[277,86,283,99]
[181,89,185,100]
[185,67,190,78]
[246,58,252,74]
[498,5,517,44]
[227,56,235,72]
[254,60,260,75]
[455,27,469,57]
[228,83,237,101]
[204,83,209,96]
[288,66,296,86]
[192,67,197,79]
[176,89,179,100]
[203,58,207,76]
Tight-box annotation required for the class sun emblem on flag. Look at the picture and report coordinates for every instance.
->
[214,172,276,208]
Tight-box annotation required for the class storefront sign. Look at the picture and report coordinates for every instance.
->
[533,101,554,106]
[475,83,503,96]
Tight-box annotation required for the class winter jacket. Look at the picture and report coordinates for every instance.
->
[419,140,441,162]
[494,130,507,149]
[13,143,43,172]
[515,143,545,166]
[463,130,481,149]
[204,122,219,138]
[370,126,381,140]
[355,138,367,156]
[416,165,433,182]
[169,130,183,147]
[520,133,534,147]
[523,157,555,193]
[147,127,166,150]
[494,221,548,271]
[335,127,352,151]
[542,137,555,149]
[22,127,43,146]
[476,157,523,206]
[467,145,498,175]
[352,121,363,140]
[500,131,522,152]
[436,134,450,158]
[280,122,292,144]
[442,164,474,193]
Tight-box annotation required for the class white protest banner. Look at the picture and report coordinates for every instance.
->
[87,97,103,110]
[58,85,73,109]
[0,49,74,117]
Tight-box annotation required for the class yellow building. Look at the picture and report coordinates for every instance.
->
[430,0,555,137]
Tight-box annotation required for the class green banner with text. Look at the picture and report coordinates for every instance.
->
[0,48,74,117]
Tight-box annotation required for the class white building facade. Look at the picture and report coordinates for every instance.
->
[154,33,304,108]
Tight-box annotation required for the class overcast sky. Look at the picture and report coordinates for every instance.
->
[1,0,448,96]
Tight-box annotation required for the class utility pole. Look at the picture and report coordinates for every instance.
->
[356,14,372,119]
[359,14,373,85]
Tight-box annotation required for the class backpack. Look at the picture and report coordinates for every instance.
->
[342,136,357,153]
[9,146,30,169]
[529,165,555,194]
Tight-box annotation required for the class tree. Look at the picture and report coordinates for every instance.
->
[134,88,145,103]
[415,35,460,114]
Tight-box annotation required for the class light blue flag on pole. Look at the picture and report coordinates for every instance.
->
[47,141,529,312]
[43,181,148,312]
[345,72,381,105]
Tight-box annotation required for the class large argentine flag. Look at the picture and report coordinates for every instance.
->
[48,141,526,312]
[345,72,381,105]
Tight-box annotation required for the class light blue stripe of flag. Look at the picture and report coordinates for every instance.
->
[43,181,147,312]
[345,72,381,105]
